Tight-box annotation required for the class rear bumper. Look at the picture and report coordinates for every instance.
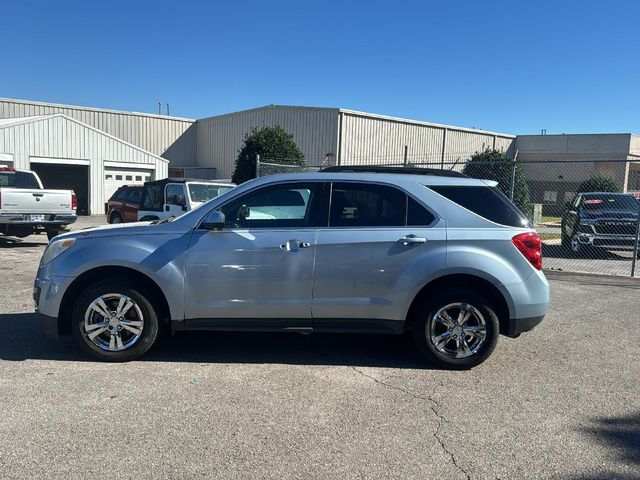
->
[0,213,77,226]
[505,314,545,338]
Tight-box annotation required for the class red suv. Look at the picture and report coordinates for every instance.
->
[106,185,143,223]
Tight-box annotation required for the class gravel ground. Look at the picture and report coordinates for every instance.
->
[0,218,638,479]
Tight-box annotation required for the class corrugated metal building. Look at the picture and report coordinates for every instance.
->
[0,98,518,215]
[0,114,168,215]
[195,105,516,178]
[0,97,196,165]
[515,133,640,213]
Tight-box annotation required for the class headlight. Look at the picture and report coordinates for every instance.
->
[41,238,76,265]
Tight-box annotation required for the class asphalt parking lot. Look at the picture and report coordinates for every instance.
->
[0,219,639,479]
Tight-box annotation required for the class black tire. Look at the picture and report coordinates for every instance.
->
[71,279,161,362]
[412,288,499,369]
[110,213,123,224]
[569,234,592,258]
[46,230,60,241]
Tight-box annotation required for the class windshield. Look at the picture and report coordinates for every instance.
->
[0,171,40,189]
[582,194,639,211]
[188,183,233,203]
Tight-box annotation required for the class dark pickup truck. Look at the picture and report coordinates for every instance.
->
[561,192,640,256]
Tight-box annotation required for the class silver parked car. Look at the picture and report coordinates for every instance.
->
[34,168,549,368]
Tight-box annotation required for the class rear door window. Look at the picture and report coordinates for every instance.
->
[113,188,128,201]
[126,189,142,205]
[429,185,530,227]
[329,183,406,227]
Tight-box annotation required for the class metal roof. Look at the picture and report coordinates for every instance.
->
[0,97,195,122]
[0,114,169,163]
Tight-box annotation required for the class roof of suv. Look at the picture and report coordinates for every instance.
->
[250,172,497,187]
[321,165,467,178]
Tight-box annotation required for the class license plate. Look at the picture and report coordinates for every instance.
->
[30,215,45,222]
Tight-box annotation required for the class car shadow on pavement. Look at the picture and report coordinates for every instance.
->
[565,411,640,479]
[0,312,439,369]
[0,237,47,248]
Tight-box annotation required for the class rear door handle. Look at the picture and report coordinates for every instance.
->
[280,239,312,252]
[398,234,427,245]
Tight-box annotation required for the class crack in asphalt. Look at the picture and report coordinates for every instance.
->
[350,366,471,480]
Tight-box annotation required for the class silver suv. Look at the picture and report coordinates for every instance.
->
[34,168,549,369]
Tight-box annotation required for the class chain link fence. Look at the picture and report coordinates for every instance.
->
[256,155,640,277]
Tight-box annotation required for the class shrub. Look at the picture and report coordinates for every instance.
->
[577,174,621,193]
[231,125,304,184]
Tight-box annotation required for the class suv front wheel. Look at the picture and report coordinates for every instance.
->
[412,288,499,369]
[71,279,160,361]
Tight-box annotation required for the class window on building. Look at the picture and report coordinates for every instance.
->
[543,191,558,204]
[135,175,143,181]
[126,175,133,181]
[116,175,123,181]
[105,174,113,180]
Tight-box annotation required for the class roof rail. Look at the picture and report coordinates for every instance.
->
[321,165,468,178]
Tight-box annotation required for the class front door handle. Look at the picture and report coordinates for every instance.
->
[280,239,312,252]
[398,234,427,245]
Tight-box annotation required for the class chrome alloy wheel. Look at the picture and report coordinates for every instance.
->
[429,303,487,359]
[83,293,144,352]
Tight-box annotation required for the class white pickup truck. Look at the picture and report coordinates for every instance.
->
[0,166,77,240]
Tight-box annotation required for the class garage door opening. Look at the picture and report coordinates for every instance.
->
[30,163,90,215]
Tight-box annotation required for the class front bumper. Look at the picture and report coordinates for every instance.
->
[574,232,639,250]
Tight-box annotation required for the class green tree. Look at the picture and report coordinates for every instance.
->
[577,174,621,193]
[231,125,304,184]
[462,149,531,213]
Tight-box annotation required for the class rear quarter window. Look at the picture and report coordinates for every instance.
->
[429,185,530,228]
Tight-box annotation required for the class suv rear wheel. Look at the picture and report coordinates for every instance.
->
[412,288,499,369]
[71,279,160,361]
[110,213,123,224]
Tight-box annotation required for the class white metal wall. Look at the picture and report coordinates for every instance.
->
[196,106,340,178]
[0,98,196,165]
[0,115,168,214]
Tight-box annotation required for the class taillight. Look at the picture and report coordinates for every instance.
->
[71,192,77,210]
[512,232,542,270]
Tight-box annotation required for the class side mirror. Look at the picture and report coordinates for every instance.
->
[202,210,225,230]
